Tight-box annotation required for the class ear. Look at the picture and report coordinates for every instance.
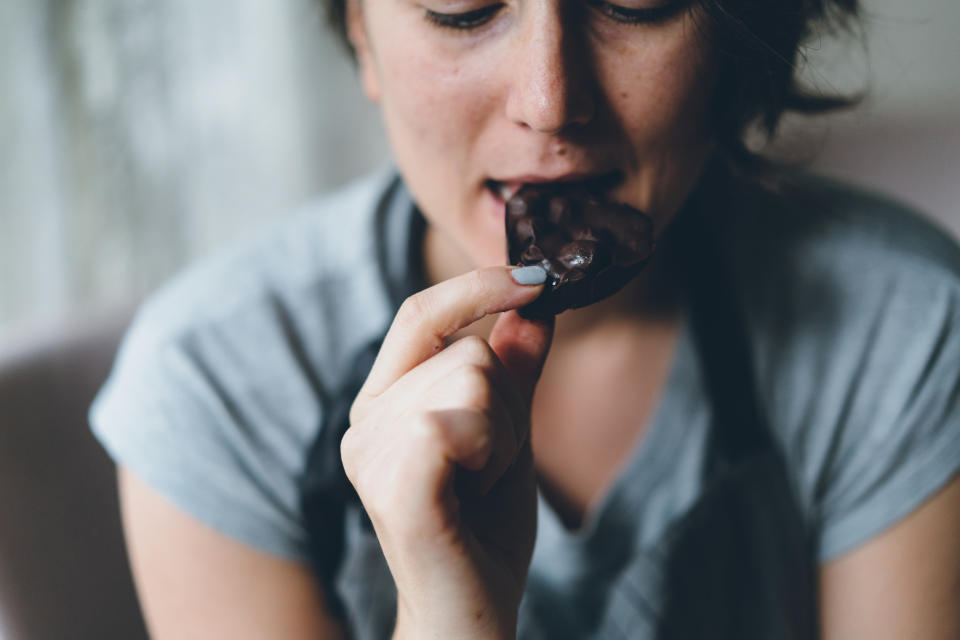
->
[346,0,381,102]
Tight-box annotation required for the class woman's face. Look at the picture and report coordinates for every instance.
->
[349,0,717,270]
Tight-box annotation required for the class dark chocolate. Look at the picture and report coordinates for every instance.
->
[505,184,655,317]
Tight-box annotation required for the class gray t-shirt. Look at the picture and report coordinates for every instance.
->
[90,168,960,638]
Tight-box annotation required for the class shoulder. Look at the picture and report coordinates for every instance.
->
[726,174,960,560]
[728,173,960,381]
[726,173,960,409]
[89,168,402,560]
[727,172,960,290]
[727,172,960,357]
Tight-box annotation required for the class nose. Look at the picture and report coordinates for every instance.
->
[505,8,596,135]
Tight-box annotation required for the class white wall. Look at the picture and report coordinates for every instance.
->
[799,0,960,119]
[794,0,960,237]
[0,0,386,339]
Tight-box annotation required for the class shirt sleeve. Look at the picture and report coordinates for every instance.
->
[89,294,325,563]
[806,270,960,562]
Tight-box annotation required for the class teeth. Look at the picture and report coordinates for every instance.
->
[498,183,521,201]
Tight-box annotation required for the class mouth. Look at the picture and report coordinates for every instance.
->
[485,170,625,205]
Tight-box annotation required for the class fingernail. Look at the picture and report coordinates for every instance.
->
[510,265,547,286]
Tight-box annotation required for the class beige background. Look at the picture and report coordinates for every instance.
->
[1,0,958,347]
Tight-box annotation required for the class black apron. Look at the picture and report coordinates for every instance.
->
[642,181,819,639]
[297,173,819,639]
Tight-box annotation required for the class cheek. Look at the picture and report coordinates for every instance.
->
[595,25,716,223]
[599,28,714,152]
[376,38,494,165]
[369,30,506,266]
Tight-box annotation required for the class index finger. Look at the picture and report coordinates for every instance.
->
[358,265,546,399]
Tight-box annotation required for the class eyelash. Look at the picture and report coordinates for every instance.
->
[424,0,686,30]
[585,0,687,25]
[424,5,503,29]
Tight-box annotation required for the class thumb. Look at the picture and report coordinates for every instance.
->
[488,310,555,404]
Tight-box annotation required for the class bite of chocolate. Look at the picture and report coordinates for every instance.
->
[505,184,656,317]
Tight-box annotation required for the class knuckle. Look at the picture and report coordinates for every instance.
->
[339,427,361,482]
[348,396,366,425]
[395,293,446,352]
[453,363,495,408]
[453,335,496,368]
[397,292,432,328]
[410,411,446,446]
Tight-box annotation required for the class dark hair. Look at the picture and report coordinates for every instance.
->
[694,0,862,170]
[321,0,861,171]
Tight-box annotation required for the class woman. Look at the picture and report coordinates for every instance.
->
[91,0,960,637]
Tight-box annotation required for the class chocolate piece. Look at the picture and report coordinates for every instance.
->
[505,184,655,317]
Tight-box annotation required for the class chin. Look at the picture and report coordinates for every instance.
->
[461,220,508,269]
[468,243,506,270]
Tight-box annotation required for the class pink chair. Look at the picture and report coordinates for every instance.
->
[0,311,148,639]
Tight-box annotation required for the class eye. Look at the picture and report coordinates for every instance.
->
[585,0,688,25]
[424,4,503,30]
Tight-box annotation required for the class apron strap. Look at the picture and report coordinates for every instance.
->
[298,336,381,629]
[672,179,773,471]
[649,171,818,639]
[297,176,423,629]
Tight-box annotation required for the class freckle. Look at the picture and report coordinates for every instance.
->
[621,92,629,99]
[557,147,566,156]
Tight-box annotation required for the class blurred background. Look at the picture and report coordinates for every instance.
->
[1,0,959,349]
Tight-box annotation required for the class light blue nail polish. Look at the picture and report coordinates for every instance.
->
[510,265,547,285]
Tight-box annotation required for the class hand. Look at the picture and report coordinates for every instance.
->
[341,266,553,639]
